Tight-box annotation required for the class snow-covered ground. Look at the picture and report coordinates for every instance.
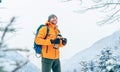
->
[62,30,120,72]
[0,51,40,72]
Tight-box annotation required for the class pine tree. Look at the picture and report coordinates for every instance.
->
[88,60,94,71]
[79,48,120,72]
[80,61,89,72]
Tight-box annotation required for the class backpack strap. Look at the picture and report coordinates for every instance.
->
[44,25,49,39]
[36,25,49,39]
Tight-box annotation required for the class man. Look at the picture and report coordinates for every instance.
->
[35,14,67,72]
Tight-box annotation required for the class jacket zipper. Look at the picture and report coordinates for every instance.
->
[46,46,48,53]
[55,49,56,58]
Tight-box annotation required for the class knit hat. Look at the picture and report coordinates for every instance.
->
[48,14,57,22]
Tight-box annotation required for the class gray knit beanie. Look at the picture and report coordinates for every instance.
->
[48,14,57,22]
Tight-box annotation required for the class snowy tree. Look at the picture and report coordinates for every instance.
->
[79,61,89,72]
[96,48,114,72]
[79,48,120,72]
[88,60,95,71]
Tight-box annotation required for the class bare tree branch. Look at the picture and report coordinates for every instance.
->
[0,17,17,49]
[0,16,31,72]
[82,3,120,12]
[1,17,16,43]
[2,48,29,52]
[98,9,120,25]
[0,27,16,32]
[73,0,120,25]
[12,60,29,72]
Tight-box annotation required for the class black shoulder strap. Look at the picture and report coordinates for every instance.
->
[44,26,49,39]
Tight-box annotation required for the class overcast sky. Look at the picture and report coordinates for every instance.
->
[1,0,120,61]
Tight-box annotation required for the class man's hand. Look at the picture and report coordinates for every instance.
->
[51,38,60,44]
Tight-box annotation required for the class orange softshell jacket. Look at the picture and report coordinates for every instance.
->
[35,22,64,59]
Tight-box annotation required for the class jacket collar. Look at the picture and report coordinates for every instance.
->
[45,21,57,29]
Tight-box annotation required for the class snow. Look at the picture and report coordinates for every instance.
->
[0,51,40,72]
[62,30,120,72]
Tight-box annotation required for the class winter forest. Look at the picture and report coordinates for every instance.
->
[1,0,120,72]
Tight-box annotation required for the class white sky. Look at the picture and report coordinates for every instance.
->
[1,0,120,65]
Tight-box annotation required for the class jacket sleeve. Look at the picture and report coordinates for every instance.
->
[59,40,64,47]
[35,26,51,45]
[56,29,65,47]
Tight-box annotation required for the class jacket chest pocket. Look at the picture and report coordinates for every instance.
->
[48,30,57,39]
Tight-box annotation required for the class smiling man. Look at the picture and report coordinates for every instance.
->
[35,14,67,72]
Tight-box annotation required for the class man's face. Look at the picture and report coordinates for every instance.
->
[49,17,58,24]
